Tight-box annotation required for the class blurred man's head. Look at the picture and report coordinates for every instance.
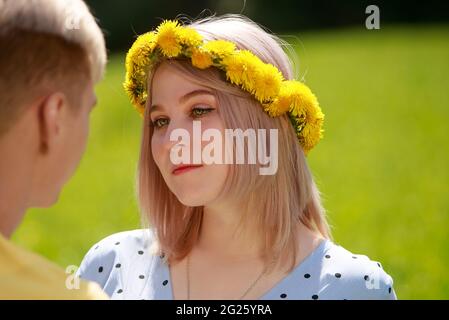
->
[0,0,106,221]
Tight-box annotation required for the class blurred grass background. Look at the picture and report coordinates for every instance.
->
[12,24,449,299]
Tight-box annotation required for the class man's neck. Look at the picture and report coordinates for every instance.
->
[0,192,26,239]
[0,210,23,239]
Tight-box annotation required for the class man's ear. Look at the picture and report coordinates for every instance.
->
[37,92,67,153]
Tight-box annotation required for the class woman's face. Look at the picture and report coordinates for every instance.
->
[149,62,228,206]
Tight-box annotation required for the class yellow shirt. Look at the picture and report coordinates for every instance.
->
[0,233,109,299]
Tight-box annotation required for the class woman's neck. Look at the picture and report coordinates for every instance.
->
[197,203,325,265]
[198,204,262,260]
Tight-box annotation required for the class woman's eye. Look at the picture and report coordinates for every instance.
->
[151,106,214,128]
[152,118,169,128]
[191,106,215,118]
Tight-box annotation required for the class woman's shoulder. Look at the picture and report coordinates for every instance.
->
[87,229,157,251]
[79,228,159,263]
[76,228,162,298]
[316,240,397,300]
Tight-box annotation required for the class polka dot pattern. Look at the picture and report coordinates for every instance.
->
[77,229,397,300]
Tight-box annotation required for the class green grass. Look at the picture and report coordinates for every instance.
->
[12,24,449,299]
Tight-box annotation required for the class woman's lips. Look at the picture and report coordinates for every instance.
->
[172,164,203,175]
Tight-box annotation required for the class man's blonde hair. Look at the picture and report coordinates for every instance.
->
[0,0,107,135]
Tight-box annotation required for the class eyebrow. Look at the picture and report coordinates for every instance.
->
[149,89,214,115]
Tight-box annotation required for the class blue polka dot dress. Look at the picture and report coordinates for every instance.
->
[77,229,397,300]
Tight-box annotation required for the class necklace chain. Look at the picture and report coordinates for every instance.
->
[186,253,268,300]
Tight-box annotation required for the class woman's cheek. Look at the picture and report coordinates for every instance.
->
[151,134,164,166]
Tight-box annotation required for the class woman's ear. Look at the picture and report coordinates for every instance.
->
[37,92,67,154]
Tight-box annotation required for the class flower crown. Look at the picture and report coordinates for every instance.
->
[124,20,324,155]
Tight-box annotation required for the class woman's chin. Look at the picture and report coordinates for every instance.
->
[173,187,212,207]
[176,194,206,207]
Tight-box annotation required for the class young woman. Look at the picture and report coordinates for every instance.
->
[78,14,397,300]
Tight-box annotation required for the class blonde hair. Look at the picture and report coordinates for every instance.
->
[0,0,106,135]
[138,14,331,273]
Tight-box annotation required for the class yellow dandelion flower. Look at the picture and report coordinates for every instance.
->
[222,53,245,86]
[269,81,299,117]
[237,50,261,93]
[127,32,156,65]
[203,40,236,58]
[191,48,213,69]
[275,98,292,115]
[285,81,324,153]
[263,82,293,116]
[123,78,134,96]
[178,27,203,47]
[300,116,324,155]
[131,51,150,68]
[288,82,319,119]
[263,100,286,117]
[125,55,135,75]
[134,32,157,53]
[277,82,296,113]
[253,63,283,102]
[156,20,182,57]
